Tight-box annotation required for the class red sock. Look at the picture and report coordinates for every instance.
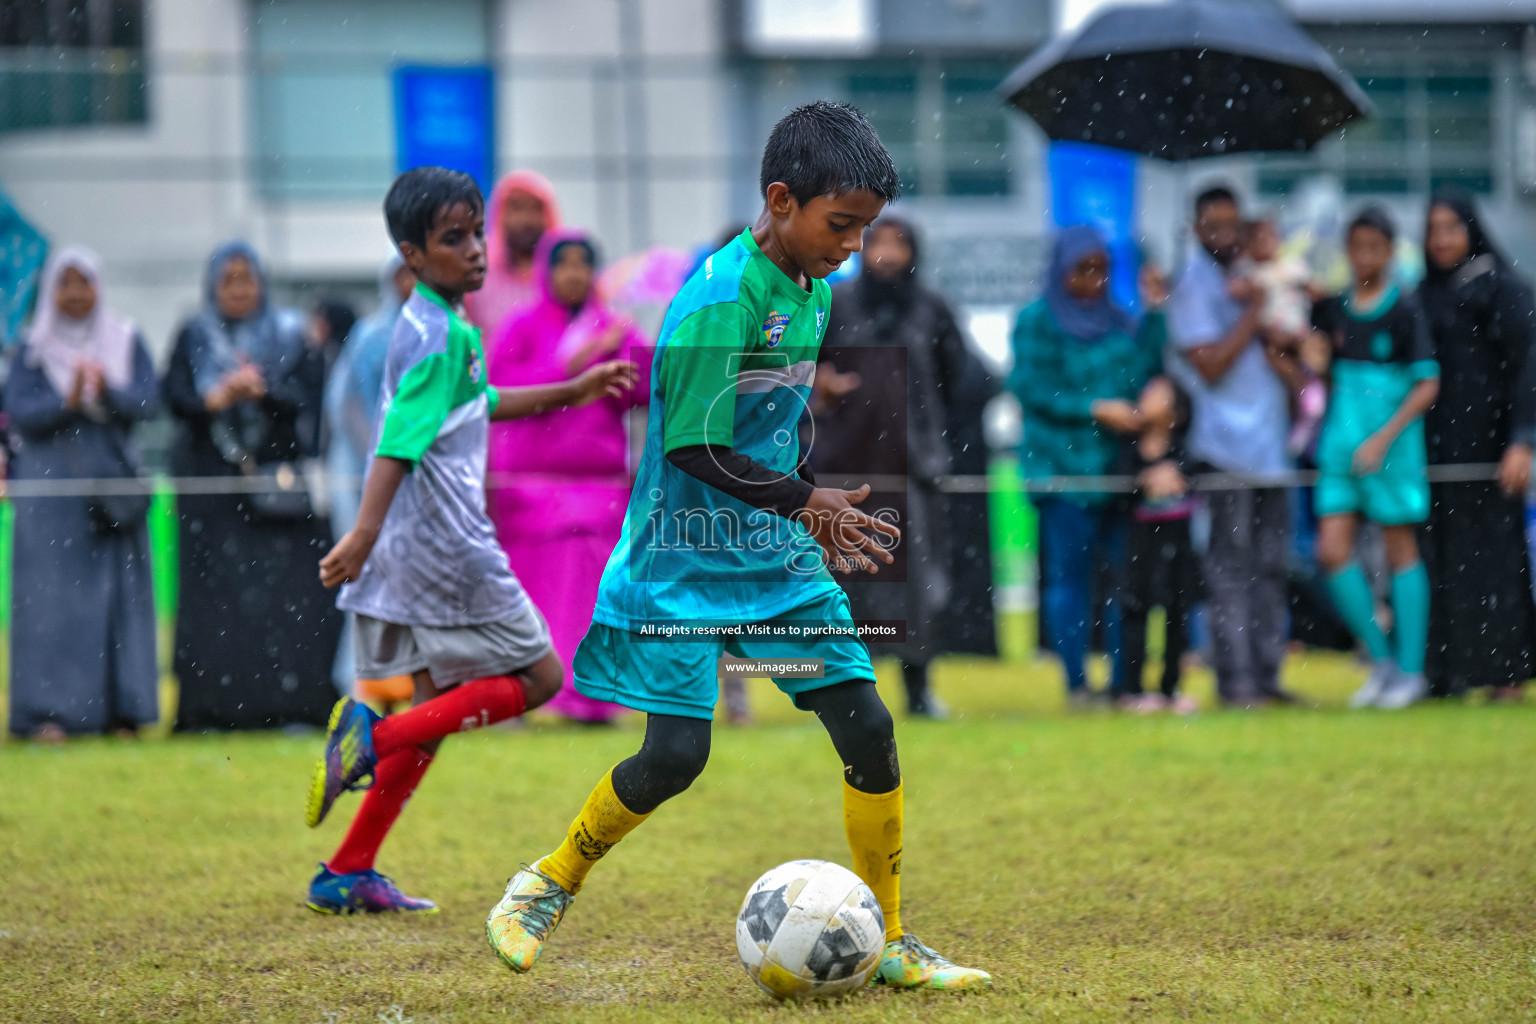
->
[371,675,527,760]
[328,746,433,875]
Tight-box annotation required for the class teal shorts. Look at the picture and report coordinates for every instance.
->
[1316,366,1431,526]
[1314,469,1429,525]
[571,588,875,720]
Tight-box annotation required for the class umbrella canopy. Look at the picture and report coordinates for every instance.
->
[998,0,1372,161]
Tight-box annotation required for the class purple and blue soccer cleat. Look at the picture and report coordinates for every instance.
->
[305,697,381,828]
[306,863,437,915]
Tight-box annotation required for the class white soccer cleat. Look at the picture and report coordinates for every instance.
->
[1375,670,1427,710]
[1349,659,1396,709]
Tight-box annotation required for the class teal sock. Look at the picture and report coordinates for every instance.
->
[1326,561,1391,661]
[1390,561,1429,675]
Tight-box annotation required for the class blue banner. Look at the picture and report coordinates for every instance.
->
[1048,142,1138,313]
[393,66,495,197]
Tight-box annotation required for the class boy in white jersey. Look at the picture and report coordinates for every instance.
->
[301,167,635,914]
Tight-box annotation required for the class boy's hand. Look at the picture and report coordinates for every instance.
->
[1352,433,1390,476]
[319,528,377,588]
[569,359,639,406]
[798,483,900,575]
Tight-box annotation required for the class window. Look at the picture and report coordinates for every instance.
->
[0,1,146,133]
[251,0,489,200]
[848,59,1013,198]
[1257,62,1495,197]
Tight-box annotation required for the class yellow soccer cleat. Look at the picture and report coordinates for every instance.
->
[870,934,992,991]
[485,862,574,973]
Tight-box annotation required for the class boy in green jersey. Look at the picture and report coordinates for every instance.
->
[485,103,991,992]
[1311,207,1440,710]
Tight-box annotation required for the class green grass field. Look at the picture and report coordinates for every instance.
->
[3,645,1534,1024]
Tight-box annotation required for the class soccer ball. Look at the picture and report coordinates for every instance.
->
[735,859,886,1000]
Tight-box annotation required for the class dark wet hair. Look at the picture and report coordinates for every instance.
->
[759,101,901,206]
[384,166,485,249]
[1194,185,1238,216]
[1348,205,1396,245]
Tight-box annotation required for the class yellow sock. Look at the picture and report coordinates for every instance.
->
[539,768,650,895]
[843,780,903,942]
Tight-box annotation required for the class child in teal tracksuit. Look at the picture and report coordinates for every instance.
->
[1311,207,1439,709]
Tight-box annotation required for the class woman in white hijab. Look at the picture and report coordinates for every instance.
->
[4,246,160,741]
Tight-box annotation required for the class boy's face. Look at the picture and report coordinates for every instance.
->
[1346,225,1392,283]
[768,185,886,280]
[401,202,487,297]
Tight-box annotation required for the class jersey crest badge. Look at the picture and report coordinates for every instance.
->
[762,311,791,348]
[1370,329,1393,361]
[467,349,484,384]
[815,308,825,335]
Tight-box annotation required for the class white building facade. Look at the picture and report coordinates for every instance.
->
[2,0,1535,356]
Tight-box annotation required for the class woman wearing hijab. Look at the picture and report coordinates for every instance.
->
[323,253,414,696]
[815,216,994,718]
[485,228,651,724]
[464,169,562,334]
[1009,225,1164,703]
[5,247,160,740]
[163,241,341,731]
[1418,188,1536,699]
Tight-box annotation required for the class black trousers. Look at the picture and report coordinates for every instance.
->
[1120,516,1199,697]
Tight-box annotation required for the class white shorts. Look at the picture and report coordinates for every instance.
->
[353,604,553,688]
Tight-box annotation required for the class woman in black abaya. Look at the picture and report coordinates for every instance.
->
[1418,188,1536,698]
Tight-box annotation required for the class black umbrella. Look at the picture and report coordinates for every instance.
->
[998,0,1372,161]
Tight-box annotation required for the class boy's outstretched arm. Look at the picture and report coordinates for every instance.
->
[320,455,410,587]
[1353,376,1440,475]
[491,359,638,420]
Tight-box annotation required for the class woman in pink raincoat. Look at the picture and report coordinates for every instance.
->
[464,170,562,334]
[486,228,652,723]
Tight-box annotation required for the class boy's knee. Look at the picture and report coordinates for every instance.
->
[518,653,564,710]
[613,719,712,813]
[833,698,897,763]
[1317,541,1349,572]
[650,729,710,792]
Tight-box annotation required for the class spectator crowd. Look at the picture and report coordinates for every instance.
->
[6,172,1534,740]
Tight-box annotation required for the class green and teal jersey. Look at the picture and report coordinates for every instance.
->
[338,284,530,627]
[1312,283,1439,477]
[591,228,840,629]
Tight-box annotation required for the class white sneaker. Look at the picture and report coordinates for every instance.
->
[1375,671,1427,710]
[1349,659,1396,709]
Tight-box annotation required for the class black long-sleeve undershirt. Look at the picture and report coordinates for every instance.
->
[665,444,816,519]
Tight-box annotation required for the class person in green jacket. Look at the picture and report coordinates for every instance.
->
[1009,226,1164,701]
